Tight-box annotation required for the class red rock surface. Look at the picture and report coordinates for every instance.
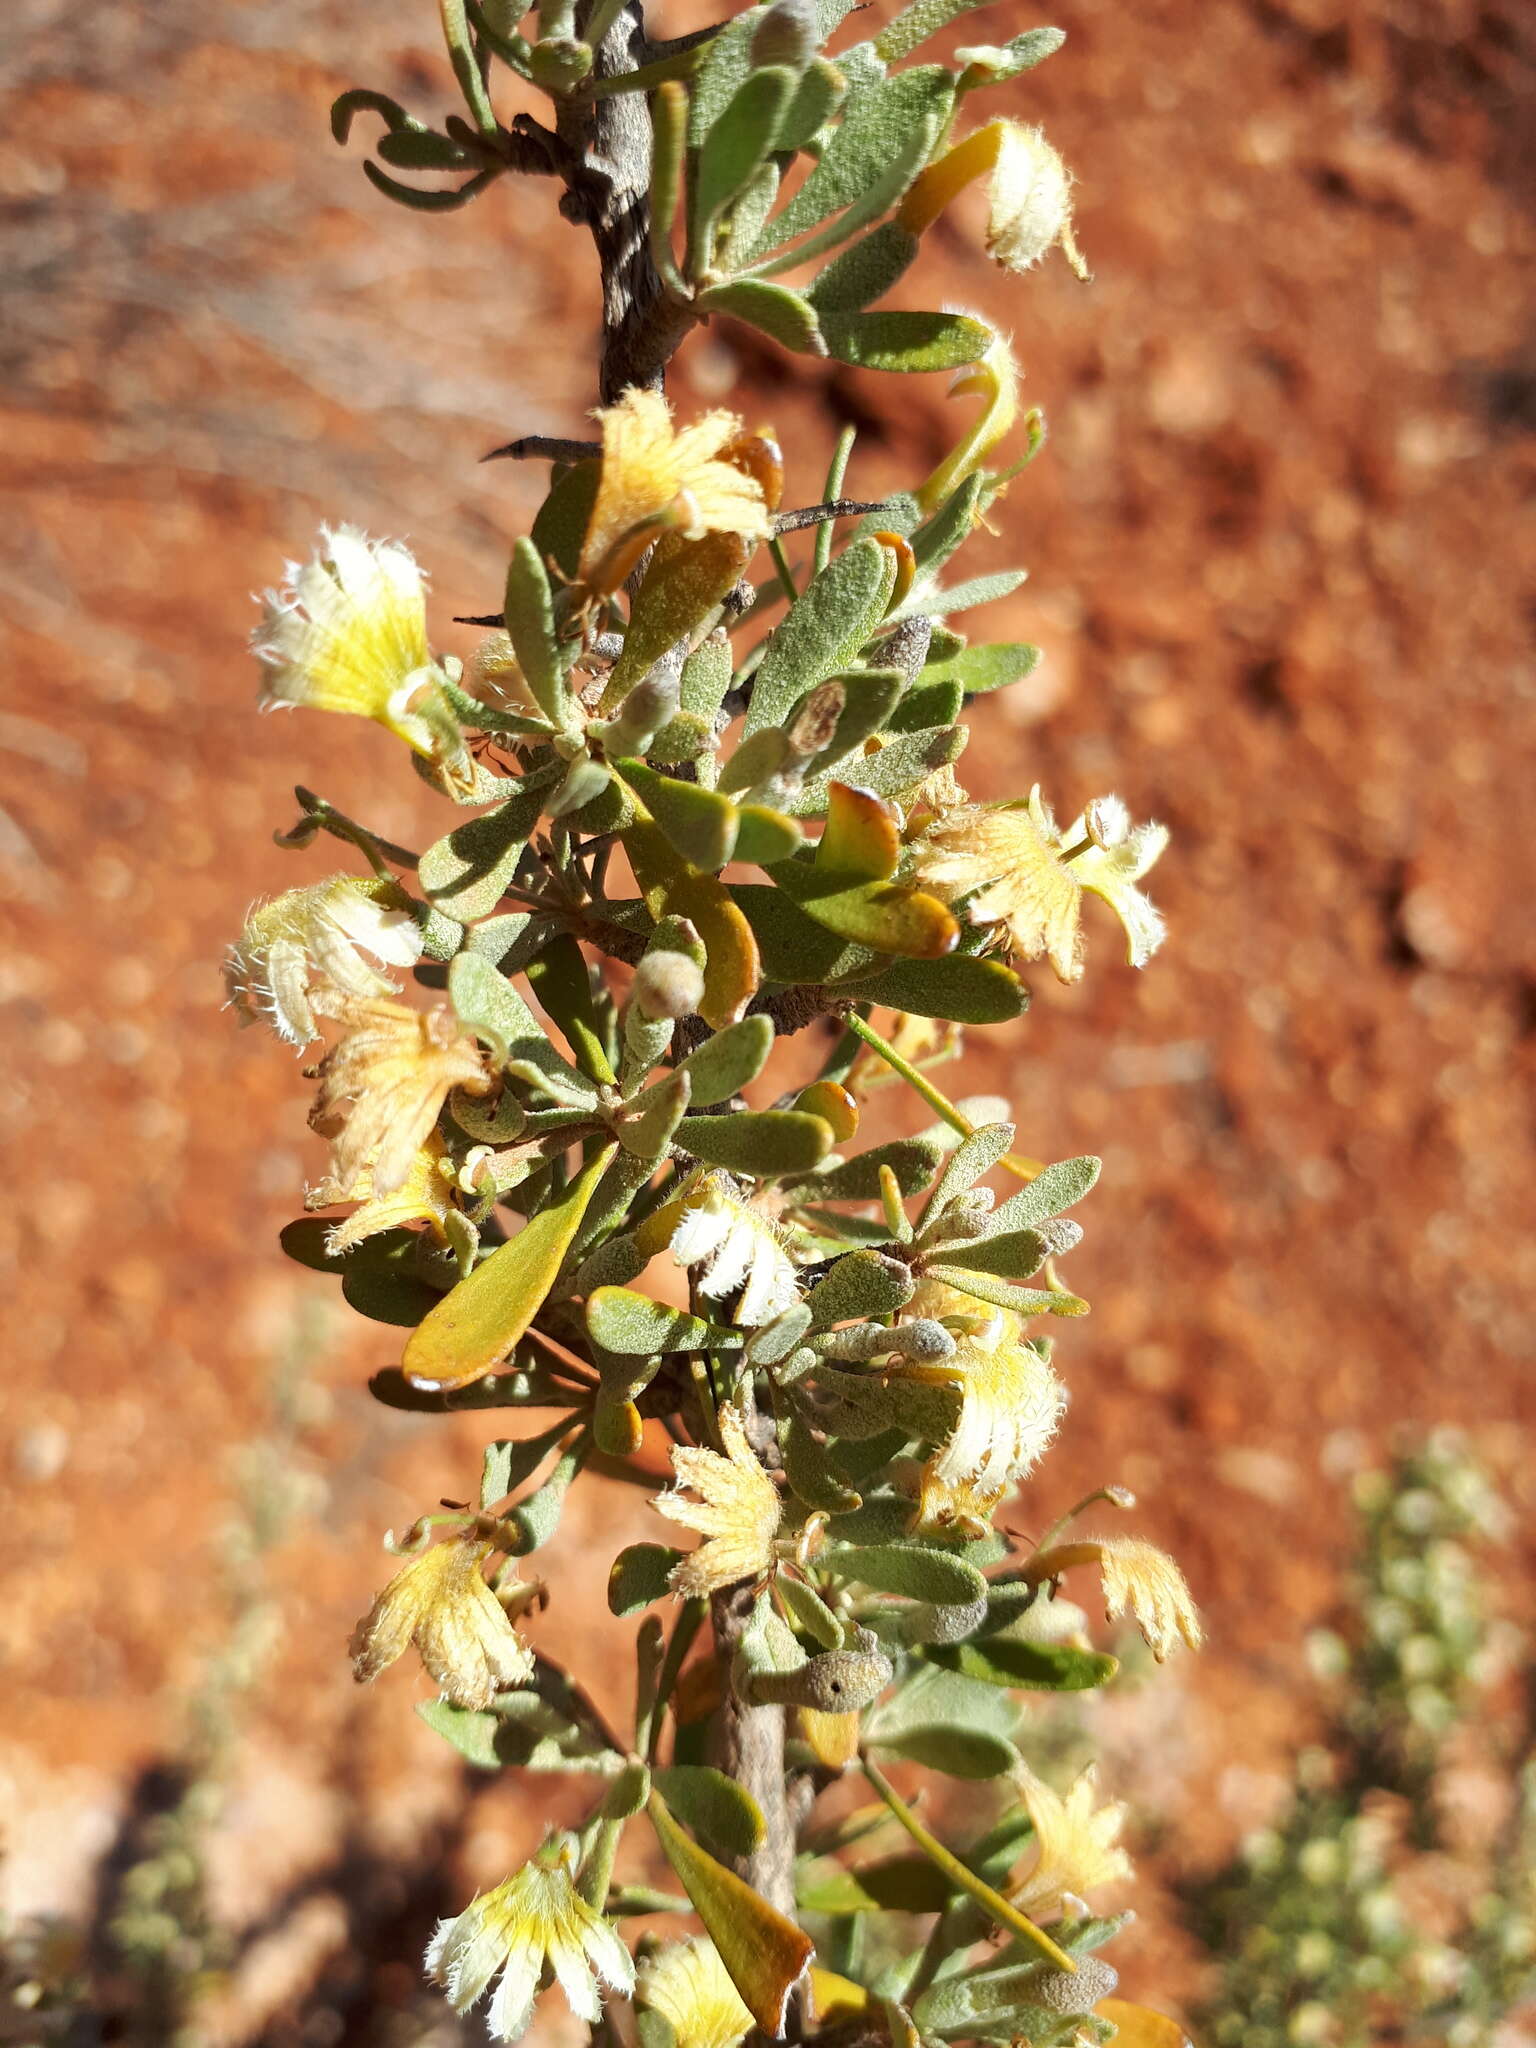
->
[3,0,1533,2037]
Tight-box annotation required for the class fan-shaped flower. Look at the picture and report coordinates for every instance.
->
[900,1281,1066,1535]
[916,783,1167,984]
[636,1936,754,2048]
[225,874,424,1046]
[668,1180,800,1327]
[350,1533,534,1709]
[580,390,772,596]
[654,1404,782,1598]
[254,525,471,789]
[1009,1766,1132,1923]
[425,1839,633,2042]
[307,991,492,1197]
[1093,1534,1204,1660]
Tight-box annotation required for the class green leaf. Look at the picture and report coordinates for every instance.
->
[887,675,963,732]
[856,953,1028,1024]
[648,1792,814,2035]
[874,0,1025,62]
[652,1765,766,1862]
[400,1146,616,1389]
[932,1228,1067,1282]
[797,667,907,780]
[925,1639,1119,1692]
[922,1265,1089,1317]
[680,633,734,720]
[791,1136,945,1202]
[776,1572,847,1649]
[924,1121,1016,1219]
[806,1249,915,1325]
[922,642,1042,694]
[615,1068,693,1158]
[807,219,919,313]
[821,1543,986,1608]
[605,533,750,708]
[789,721,966,816]
[609,1543,684,1615]
[504,537,574,730]
[744,538,896,738]
[782,1414,863,1512]
[694,66,798,242]
[697,279,825,354]
[871,1723,1020,1779]
[798,1855,951,1915]
[956,25,1068,83]
[531,457,599,582]
[730,884,877,983]
[480,1418,570,1506]
[733,805,804,865]
[767,860,957,958]
[746,67,953,259]
[376,128,474,170]
[418,783,545,922]
[586,1286,740,1355]
[526,931,617,1085]
[415,1696,505,1769]
[987,1157,1102,1234]
[618,758,740,872]
[777,55,846,150]
[675,1013,774,1105]
[820,310,994,373]
[890,569,1027,624]
[687,4,770,144]
[681,1109,835,1176]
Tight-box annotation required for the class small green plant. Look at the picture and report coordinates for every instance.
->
[227,3,1202,2042]
[1186,1433,1533,2048]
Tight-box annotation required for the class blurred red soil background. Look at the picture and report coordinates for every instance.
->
[2,0,1533,2037]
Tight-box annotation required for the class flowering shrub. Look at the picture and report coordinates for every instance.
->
[229,1,1202,2041]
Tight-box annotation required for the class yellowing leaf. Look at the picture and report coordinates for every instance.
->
[818,782,901,881]
[401,1145,616,1389]
[1096,2001,1195,2047]
[648,1791,814,2036]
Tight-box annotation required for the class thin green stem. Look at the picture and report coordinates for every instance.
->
[843,1012,1044,1179]
[768,534,800,606]
[647,1597,707,1762]
[860,1757,1077,1975]
[816,425,858,576]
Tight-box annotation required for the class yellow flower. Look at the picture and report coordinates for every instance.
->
[580,390,772,596]
[308,991,492,1197]
[654,1404,782,1598]
[426,1839,634,2043]
[255,525,471,789]
[1009,1765,1132,1922]
[668,1180,800,1327]
[349,1533,534,1709]
[1093,1534,1204,1661]
[637,1936,754,2048]
[900,1282,1065,1535]
[916,784,1167,984]
[224,874,424,1046]
[310,1130,456,1254]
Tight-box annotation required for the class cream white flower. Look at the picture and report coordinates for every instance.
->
[636,1936,754,2048]
[349,1533,534,1709]
[225,874,424,1046]
[986,122,1086,277]
[580,390,772,596]
[255,525,471,788]
[916,783,1167,984]
[654,1404,782,1598]
[669,1180,800,1327]
[1009,1765,1132,1922]
[900,1281,1065,1534]
[426,1839,634,2042]
[307,990,491,1197]
[310,1130,456,1254]
[1093,1534,1204,1660]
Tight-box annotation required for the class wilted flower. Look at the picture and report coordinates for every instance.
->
[916,782,1167,983]
[311,1130,456,1254]
[308,991,492,1197]
[669,1180,800,1327]
[254,525,471,788]
[899,119,1086,281]
[350,1533,534,1708]
[636,1936,754,2048]
[655,1404,782,1598]
[425,1838,633,2042]
[1009,1765,1132,1922]
[916,321,1019,515]
[579,390,772,596]
[225,874,424,1046]
[1094,1534,1204,1660]
[901,1282,1065,1534]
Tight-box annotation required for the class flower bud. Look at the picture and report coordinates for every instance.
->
[751,0,818,69]
[633,948,705,1022]
[987,122,1088,279]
